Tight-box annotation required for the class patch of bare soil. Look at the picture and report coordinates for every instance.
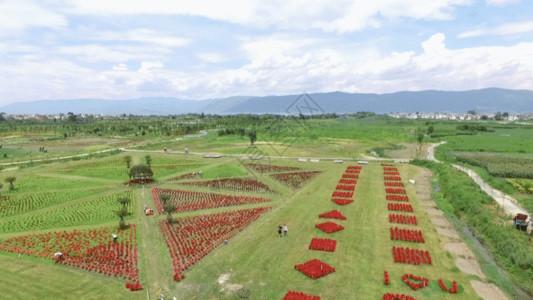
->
[420,200,436,207]
[385,143,431,160]
[431,217,452,228]
[425,207,444,216]
[455,258,486,278]
[470,280,509,300]
[217,273,243,294]
[444,242,474,258]
[436,227,460,239]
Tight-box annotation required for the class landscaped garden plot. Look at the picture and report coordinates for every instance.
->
[151,163,205,179]
[453,151,533,178]
[0,187,109,217]
[0,190,135,234]
[158,207,271,281]
[49,156,129,180]
[180,178,277,193]
[0,225,140,283]
[245,163,301,173]
[1,175,111,194]
[270,171,322,188]
[152,187,272,213]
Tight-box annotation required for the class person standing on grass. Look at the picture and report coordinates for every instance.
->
[112,233,118,242]
[278,225,282,237]
[284,224,288,237]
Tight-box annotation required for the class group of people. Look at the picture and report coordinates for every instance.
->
[277,224,288,237]
[144,204,154,216]
[192,171,202,177]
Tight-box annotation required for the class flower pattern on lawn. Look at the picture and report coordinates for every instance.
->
[295,259,335,279]
[315,222,345,234]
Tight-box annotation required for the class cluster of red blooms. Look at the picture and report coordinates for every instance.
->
[388,203,414,212]
[335,184,356,191]
[332,191,353,198]
[392,246,432,265]
[382,293,415,300]
[308,238,337,252]
[125,282,143,291]
[342,173,358,179]
[182,178,276,193]
[384,271,390,285]
[389,214,418,225]
[439,279,459,293]
[315,222,345,234]
[339,179,357,184]
[384,176,402,181]
[386,195,410,202]
[385,181,404,187]
[294,259,335,279]
[152,187,271,213]
[390,227,425,243]
[282,291,321,300]
[402,274,429,290]
[318,209,347,220]
[384,171,400,175]
[331,198,354,205]
[386,188,407,194]
[383,166,398,171]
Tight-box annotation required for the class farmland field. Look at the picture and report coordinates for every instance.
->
[0,117,531,299]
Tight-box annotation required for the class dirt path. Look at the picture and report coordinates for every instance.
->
[426,142,530,221]
[415,167,509,300]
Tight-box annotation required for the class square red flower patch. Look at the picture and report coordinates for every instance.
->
[295,259,335,279]
[315,222,344,233]
[309,238,337,252]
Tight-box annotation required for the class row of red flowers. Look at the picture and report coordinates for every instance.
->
[385,181,404,187]
[332,191,353,198]
[385,188,407,195]
[158,207,271,281]
[384,271,390,285]
[392,246,432,265]
[345,169,360,174]
[339,179,357,184]
[384,171,400,175]
[347,165,362,170]
[389,214,418,225]
[383,167,399,171]
[384,176,402,181]
[382,293,415,300]
[388,203,414,212]
[390,227,425,243]
[332,198,354,205]
[335,184,356,191]
[319,209,346,220]
[386,195,410,202]
[283,291,321,300]
[308,238,337,252]
[402,274,429,290]
[0,225,140,283]
[152,187,271,214]
[181,178,276,193]
[342,173,358,179]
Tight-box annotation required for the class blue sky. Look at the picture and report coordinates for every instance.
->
[0,0,532,105]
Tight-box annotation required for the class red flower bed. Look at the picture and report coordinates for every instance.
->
[342,173,358,179]
[331,198,354,205]
[309,238,337,252]
[335,184,356,191]
[125,282,143,291]
[319,209,347,220]
[385,181,404,187]
[332,191,353,198]
[0,225,140,283]
[385,188,407,194]
[383,167,398,171]
[389,214,418,225]
[402,274,429,290]
[283,291,321,300]
[382,293,415,300]
[295,259,335,279]
[384,171,401,175]
[245,163,301,173]
[390,227,425,243]
[152,188,271,213]
[345,169,360,174]
[270,171,322,188]
[386,195,410,202]
[181,178,276,193]
[392,246,432,265]
[347,165,362,170]
[124,179,154,185]
[159,207,271,281]
[315,222,344,233]
[339,179,357,184]
[438,279,459,293]
[384,176,402,181]
[384,271,390,285]
[388,203,413,212]
[381,163,394,167]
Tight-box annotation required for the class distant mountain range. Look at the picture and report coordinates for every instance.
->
[1,88,532,115]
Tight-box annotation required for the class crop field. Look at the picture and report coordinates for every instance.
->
[0,117,531,299]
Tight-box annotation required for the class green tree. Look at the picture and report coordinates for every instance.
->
[145,155,152,166]
[248,130,257,146]
[116,197,131,229]
[129,164,153,182]
[495,111,503,121]
[467,109,477,115]
[160,194,170,205]
[124,155,132,168]
[427,125,434,135]
[416,133,424,158]
[4,176,16,190]
[163,202,177,224]
[0,183,3,198]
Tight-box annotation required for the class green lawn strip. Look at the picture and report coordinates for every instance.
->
[0,254,141,300]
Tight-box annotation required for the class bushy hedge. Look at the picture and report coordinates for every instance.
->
[411,159,533,293]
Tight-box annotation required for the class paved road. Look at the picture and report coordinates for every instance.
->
[427,142,530,220]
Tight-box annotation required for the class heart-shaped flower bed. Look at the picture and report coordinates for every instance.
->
[295,259,335,279]
[315,222,344,233]
[402,274,429,290]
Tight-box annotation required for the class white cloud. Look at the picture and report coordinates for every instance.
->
[459,20,533,38]
[112,63,128,71]
[197,52,227,63]
[0,0,67,36]
[95,29,190,47]
[486,0,521,6]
